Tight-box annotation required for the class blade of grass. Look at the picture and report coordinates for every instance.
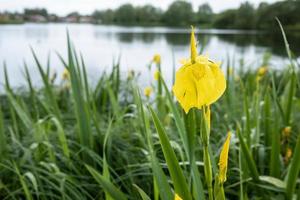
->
[50,117,70,161]
[149,106,192,200]
[134,88,173,200]
[66,32,92,148]
[133,184,151,200]
[85,165,128,200]
[285,135,300,200]
[161,79,204,199]
[269,75,281,178]
[14,163,33,200]
[0,104,6,160]
[31,48,61,120]
[236,124,259,182]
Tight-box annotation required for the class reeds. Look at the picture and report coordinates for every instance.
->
[0,23,299,200]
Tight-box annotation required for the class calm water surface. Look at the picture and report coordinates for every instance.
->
[0,23,298,88]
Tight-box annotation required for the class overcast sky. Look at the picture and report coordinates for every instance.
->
[0,0,280,16]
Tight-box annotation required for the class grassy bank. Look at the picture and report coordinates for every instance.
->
[0,28,300,200]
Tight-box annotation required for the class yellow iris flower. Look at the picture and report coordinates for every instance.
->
[144,86,153,98]
[218,132,231,184]
[172,27,226,113]
[174,193,183,200]
[153,54,161,64]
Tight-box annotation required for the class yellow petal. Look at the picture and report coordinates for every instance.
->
[153,54,161,64]
[172,64,199,113]
[143,86,152,98]
[62,68,70,80]
[219,132,231,184]
[173,28,226,113]
[172,56,226,113]
[174,193,183,200]
[190,26,197,63]
[282,126,291,138]
[154,70,160,81]
[257,66,268,77]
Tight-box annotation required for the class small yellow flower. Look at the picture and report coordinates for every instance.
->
[172,27,226,113]
[256,66,268,81]
[284,147,292,163]
[282,126,291,138]
[257,66,268,77]
[154,70,160,81]
[174,193,183,200]
[218,132,231,184]
[153,54,161,64]
[62,68,70,80]
[144,86,153,98]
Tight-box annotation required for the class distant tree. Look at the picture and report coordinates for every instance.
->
[24,8,48,20]
[213,9,237,29]
[234,2,255,29]
[255,1,300,30]
[93,9,115,23]
[163,1,194,26]
[197,3,214,24]
[115,4,135,24]
[135,5,162,24]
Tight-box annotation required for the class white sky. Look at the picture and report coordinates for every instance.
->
[0,0,280,16]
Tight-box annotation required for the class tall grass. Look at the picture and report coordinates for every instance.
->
[0,25,300,200]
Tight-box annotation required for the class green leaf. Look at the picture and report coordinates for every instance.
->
[285,135,300,200]
[0,104,6,159]
[149,106,192,200]
[236,125,260,182]
[24,172,38,193]
[161,79,188,157]
[65,33,93,149]
[133,184,151,200]
[259,176,286,189]
[85,165,128,200]
[6,91,32,129]
[14,163,33,200]
[50,117,70,160]
[214,175,225,200]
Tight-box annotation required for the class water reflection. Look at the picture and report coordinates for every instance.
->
[0,24,299,89]
[24,26,49,39]
[216,33,300,57]
[92,29,300,57]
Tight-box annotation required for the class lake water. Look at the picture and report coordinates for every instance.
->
[0,23,298,89]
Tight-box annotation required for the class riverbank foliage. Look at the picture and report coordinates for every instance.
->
[1,1,300,30]
[0,26,300,200]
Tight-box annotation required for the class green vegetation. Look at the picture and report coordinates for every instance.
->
[1,0,300,30]
[92,0,300,29]
[0,25,300,200]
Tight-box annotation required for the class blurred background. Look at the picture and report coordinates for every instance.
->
[0,0,299,87]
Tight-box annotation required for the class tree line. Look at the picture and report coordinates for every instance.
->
[1,0,300,30]
[92,0,300,30]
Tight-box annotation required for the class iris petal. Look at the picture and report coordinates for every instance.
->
[172,29,226,113]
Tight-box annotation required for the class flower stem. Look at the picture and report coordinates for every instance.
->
[203,142,213,200]
[201,106,213,200]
